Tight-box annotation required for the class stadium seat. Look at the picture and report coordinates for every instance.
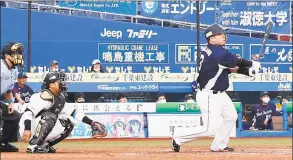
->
[45,1,55,5]
[57,9,70,15]
[101,13,114,20]
[6,2,20,8]
[31,1,46,5]
[72,11,87,17]
[86,11,101,19]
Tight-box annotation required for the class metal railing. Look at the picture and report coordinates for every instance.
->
[4,0,292,39]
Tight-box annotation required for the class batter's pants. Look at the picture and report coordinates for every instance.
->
[173,89,238,151]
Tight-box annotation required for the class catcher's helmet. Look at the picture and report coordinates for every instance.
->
[1,42,24,69]
[43,71,68,93]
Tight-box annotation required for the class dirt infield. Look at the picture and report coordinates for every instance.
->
[1,137,292,160]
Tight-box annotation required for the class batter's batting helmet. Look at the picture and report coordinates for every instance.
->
[205,24,227,40]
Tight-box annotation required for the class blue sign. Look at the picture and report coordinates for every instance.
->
[175,44,243,64]
[98,43,169,64]
[58,1,137,15]
[233,82,292,91]
[217,1,291,34]
[140,0,216,24]
[250,44,292,73]
[1,7,291,74]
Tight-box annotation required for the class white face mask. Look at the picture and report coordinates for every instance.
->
[157,99,166,103]
[186,100,195,103]
[282,100,288,104]
[52,68,59,72]
[262,97,270,103]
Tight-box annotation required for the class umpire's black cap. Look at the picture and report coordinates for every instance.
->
[205,24,227,39]
[260,91,270,97]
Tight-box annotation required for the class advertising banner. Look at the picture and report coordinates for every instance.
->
[147,114,236,138]
[140,0,216,24]
[69,114,146,139]
[58,1,137,15]
[217,1,291,35]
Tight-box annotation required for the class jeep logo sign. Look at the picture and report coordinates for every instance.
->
[100,28,122,39]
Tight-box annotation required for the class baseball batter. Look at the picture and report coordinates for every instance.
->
[19,72,107,153]
[172,24,261,152]
[0,42,24,152]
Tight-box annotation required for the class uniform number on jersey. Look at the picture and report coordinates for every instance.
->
[198,54,205,71]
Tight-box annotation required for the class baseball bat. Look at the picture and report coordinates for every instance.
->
[253,22,273,61]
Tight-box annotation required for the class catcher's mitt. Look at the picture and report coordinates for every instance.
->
[91,121,107,138]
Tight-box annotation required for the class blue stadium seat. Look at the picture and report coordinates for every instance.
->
[72,10,87,17]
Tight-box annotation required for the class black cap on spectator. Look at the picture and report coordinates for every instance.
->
[74,92,85,101]
[184,94,195,101]
[50,60,58,66]
[260,91,269,97]
[117,92,127,100]
[156,93,166,100]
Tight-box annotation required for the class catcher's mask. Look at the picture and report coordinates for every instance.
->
[2,42,25,70]
[43,71,68,94]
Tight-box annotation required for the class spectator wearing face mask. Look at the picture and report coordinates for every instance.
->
[74,92,85,103]
[184,94,195,103]
[91,59,104,73]
[117,93,128,103]
[250,91,277,130]
[49,60,59,72]
[156,93,166,103]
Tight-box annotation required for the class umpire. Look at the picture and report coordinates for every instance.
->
[0,42,24,152]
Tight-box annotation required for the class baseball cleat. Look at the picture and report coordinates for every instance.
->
[47,145,56,153]
[211,147,234,152]
[171,139,180,152]
[0,142,19,152]
[26,145,49,153]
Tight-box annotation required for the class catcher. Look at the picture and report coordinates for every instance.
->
[19,72,107,153]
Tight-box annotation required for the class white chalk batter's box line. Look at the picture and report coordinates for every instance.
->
[175,44,244,64]
[97,43,170,64]
[250,44,292,64]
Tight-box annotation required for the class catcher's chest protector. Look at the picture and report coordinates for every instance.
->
[50,93,66,115]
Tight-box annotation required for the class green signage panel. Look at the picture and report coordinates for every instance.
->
[156,102,242,113]
[286,102,292,112]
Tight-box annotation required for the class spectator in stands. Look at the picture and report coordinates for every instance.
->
[75,92,85,103]
[49,60,59,72]
[117,93,128,103]
[250,91,277,130]
[156,93,166,103]
[91,59,104,73]
[184,94,195,103]
[13,73,34,104]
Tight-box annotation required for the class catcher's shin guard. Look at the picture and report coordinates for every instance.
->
[48,118,74,147]
[29,112,57,146]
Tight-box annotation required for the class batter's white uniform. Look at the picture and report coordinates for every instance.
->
[19,92,85,143]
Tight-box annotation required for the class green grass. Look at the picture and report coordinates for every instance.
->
[13,138,292,149]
